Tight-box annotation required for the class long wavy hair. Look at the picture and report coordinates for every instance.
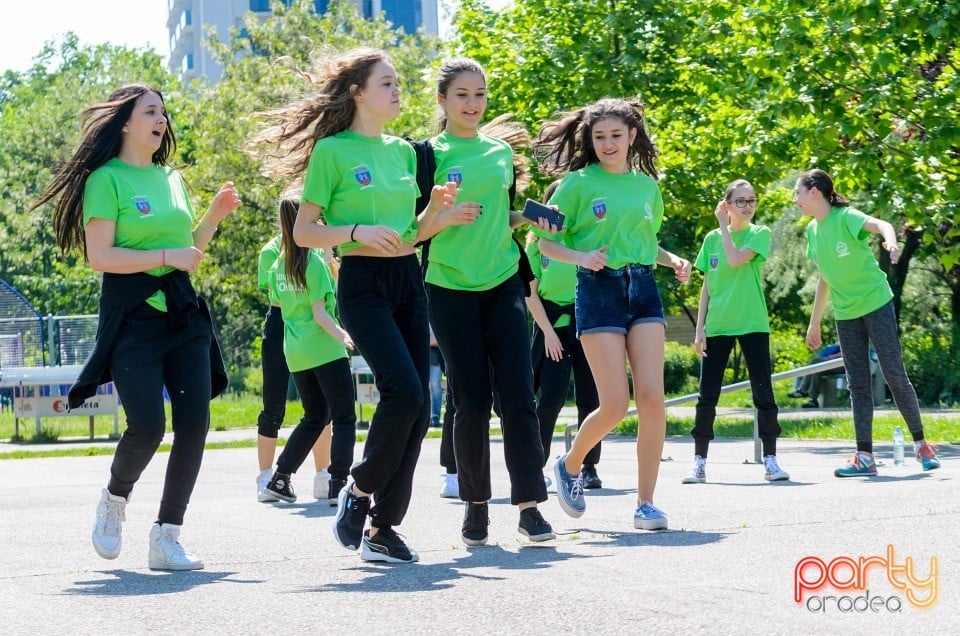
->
[34,84,175,256]
[247,48,391,180]
[278,190,308,290]
[798,169,850,207]
[534,98,658,179]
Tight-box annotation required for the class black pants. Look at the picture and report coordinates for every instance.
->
[532,322,601,466]
[107,304,212,526]
[692,332,781,457]
[440,373,457,473]
[278,357,356,481]
[257,306,289,438]
[427,275,547,505]
[337,255,430,529]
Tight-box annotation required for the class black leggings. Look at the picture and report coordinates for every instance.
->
[257,306,289,438]
[278,357,356,481]
[532,321,600,466]
[692,332,781,457]
[107,305,212,526]
[428,275,547,505]
[337,255,430,529]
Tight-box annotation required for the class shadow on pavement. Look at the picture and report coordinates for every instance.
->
[63,570,260,596]
[294,544,594,593]
[705,480,816,488]
[573,529,731,548]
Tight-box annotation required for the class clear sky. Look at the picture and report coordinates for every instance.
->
[1,0,170,75]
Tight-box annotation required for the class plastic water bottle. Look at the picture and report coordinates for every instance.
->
[893,426,905,466]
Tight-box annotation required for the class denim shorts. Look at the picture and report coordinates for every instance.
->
[575,263,665,336]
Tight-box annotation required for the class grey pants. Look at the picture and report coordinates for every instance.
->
[835,301,925,453]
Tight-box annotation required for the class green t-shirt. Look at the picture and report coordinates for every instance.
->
[805,206,893,320]
[425,131,519,291]
[83,157,196,312]
[526,239,575,328]
[259,236,281,305]
[302,130,419,256]
[545,163,664,269]
[270,250,347,373]
[694,224,771,336]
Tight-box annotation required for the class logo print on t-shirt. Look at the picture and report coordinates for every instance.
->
[541,255,550,269]
[591,198,607,220]
[709,254,719,269]
[447,168,463,185]
[353,165,372,187]
[644,202,654,220]
[134,196,151,214]
[836,241,850,258]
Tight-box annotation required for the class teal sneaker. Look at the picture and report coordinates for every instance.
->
[834,452,878,478]
[633,501,668,530]
[915,442,941,471]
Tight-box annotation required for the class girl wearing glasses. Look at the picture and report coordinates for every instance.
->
[684,179,789,484]
[796,168,940,477]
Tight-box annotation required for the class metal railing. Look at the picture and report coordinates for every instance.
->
[564,357,847,463]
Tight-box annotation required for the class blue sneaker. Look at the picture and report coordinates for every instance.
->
[834,452,878,478]
[915,442,941,471]
[633,501,668,530]
[553,455,585,518]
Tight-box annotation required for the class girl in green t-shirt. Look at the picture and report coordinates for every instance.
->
[796,168,940,477]
[247,48,456,564]
[534,98,691,531]
[260,192,357,508]
[255,204,336,506]
[415,58,556,546]
[525,182,602,490]
[34,83,240,571]
[686,179,789,485]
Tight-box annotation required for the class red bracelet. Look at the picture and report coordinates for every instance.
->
[162,249,166,267]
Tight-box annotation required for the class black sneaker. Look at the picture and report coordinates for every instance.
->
[361,527,419,563]
[333,479,369,551]
[518,507,555,542]
[328,478,347,508]
[461,502,489,546]
[582,464,603,489]
[264,472,296,503]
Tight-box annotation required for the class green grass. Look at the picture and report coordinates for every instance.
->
[3,391,958,460]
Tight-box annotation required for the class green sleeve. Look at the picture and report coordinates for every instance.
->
[302,140,339,210]
[526,240,543,279]
[693,233,711,273]
[82,169,120,225]
[745,225,771,261]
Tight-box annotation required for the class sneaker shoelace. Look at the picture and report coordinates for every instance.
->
[846,453,874,469]
[373,527,410,553]
[694,457,706,477]
[97,500,124,535]
[764,456,780,473]
[570,473,584,500]
[639,502,663,518]
[158,530,188,560]
[524,508,548,527]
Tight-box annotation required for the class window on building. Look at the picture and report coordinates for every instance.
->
[183,9,191,26]
[314,0,329,13]
[362,0,373,19]
[183,53,194,72]
[249,0,270,11]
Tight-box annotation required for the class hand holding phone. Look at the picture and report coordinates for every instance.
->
[522,199,565,232]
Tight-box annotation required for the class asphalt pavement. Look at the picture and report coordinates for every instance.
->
[0,412,956,634]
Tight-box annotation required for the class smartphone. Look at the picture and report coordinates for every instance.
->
[522,199,565,231]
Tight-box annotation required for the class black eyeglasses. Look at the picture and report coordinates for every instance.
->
[732,198,758,208]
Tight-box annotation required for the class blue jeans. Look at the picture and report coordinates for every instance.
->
[575,263,665,336]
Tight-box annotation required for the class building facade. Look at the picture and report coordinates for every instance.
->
[168,0,438,82]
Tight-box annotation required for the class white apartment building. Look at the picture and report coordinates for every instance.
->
[168,0,438,82]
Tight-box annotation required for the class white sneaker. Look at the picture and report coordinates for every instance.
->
[92,488,127,559]
[314,469,331,500]
[148,523,204,571]
[681,455,707,484]
[763,455,790,481]
[440,473,459,499]
[257,468,278,502]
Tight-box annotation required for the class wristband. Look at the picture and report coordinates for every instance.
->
[162,249,166,267]
[350,223,359,242]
